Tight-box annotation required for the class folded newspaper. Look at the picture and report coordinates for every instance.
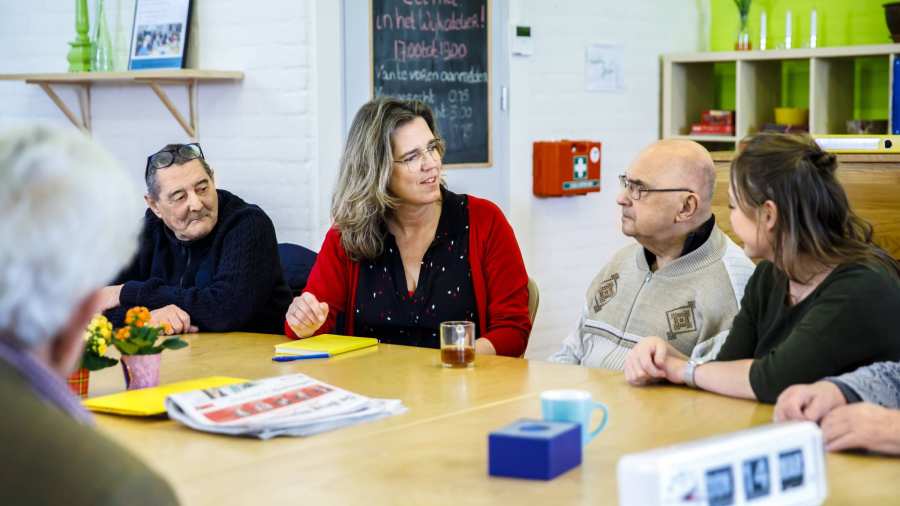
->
[165,373,407,440]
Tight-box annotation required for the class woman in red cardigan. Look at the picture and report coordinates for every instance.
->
[284,97,531,357]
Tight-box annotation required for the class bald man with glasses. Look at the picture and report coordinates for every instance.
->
[549,139,755,370]
[98,143,292,335]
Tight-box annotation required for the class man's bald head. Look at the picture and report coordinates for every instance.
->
[633,139,716,209]
[618,139,716,250]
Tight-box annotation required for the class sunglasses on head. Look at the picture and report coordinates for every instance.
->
[145,143,204,179]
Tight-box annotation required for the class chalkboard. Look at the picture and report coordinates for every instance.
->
[371,0,490,167]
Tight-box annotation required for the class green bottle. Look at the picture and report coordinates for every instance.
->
[91,0,113,72]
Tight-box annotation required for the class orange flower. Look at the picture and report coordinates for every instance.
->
[125,306,152,326]
[125,307,138,325]
[163,322,173,335]
[115,327,130,341]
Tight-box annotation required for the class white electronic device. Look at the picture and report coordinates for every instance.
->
[511,24,533,56]
[617,422,827,506]
[814,135,900,153]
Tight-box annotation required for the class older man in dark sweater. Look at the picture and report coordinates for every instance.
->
[99,143,292,334]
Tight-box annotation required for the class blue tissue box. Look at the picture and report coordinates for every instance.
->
[488,418,582,480]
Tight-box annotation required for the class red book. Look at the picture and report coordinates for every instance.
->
[701,110,735,126]
[690,124,734,135]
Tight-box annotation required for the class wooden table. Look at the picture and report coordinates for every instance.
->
[89,333,898,505]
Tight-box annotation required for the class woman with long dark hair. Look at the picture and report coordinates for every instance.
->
[624,133,900,402]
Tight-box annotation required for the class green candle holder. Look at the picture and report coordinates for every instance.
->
[67,0,92,72]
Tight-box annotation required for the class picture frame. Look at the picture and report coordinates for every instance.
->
[127,0,193,70]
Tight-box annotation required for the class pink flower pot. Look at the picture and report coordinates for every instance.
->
[121,354,161,390]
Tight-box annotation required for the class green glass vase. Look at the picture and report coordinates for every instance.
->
[91,0,114,72]
[736,13,751,50]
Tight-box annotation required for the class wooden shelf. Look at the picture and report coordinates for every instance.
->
[662,44,900,150]
[0,69,244,139]
[665,43,900,63]
[667,48,900,260]
[0,69,243,83]
[710,151,900,163]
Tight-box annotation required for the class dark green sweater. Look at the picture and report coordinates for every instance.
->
[0,362,179,505]
[716,261,900,403]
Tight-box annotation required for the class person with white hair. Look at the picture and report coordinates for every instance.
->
[0,125,178,505]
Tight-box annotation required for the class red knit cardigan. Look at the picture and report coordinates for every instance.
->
[284,195,531,356]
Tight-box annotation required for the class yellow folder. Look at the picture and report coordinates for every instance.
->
[83,376,247,416]
[274,334,378,357]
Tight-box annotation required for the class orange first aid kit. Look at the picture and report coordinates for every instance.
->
[533,140,602,197]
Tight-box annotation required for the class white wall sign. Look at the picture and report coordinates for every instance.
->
[585,43,624,92]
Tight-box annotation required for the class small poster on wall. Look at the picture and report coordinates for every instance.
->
[128,0,193,70]
[585,43,624,93]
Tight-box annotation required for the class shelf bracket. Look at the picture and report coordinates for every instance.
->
[31,81,92,133]
[26,77,200,140]
[138,78,198,140]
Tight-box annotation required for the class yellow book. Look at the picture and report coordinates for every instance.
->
[274,334,378,357]
[83,376,247,416]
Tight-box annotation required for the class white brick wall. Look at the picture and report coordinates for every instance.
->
[509,0,703,359]
[0,0,703,354]
[0,0,321,247]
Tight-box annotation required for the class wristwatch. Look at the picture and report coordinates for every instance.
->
[683,359,702,388]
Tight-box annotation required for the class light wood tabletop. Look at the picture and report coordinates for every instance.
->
[89,333,899,505]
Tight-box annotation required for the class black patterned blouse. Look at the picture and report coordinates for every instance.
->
[355,189,478,348]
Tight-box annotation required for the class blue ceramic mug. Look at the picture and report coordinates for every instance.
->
[540,389,609,446]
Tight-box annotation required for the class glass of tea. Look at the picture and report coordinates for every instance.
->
[440,321,475,368]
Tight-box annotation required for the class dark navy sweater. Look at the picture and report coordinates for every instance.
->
[105,189,292,334]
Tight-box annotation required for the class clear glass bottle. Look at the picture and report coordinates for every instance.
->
[736,13,751,50]
[91,0,113,72]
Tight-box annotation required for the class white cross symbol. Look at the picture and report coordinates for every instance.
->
[574,157,587,179]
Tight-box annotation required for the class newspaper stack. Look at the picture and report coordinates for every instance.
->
[165,373,406,440]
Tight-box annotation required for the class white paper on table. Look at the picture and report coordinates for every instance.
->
[164,373,407,440]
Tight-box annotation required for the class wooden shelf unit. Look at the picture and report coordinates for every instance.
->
[0,70,244,139]
[662,44,900,150]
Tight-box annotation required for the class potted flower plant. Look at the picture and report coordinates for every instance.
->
[112,307,188,390]
[68,314,119,398]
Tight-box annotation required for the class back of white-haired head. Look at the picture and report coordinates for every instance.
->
[0,125,142,349]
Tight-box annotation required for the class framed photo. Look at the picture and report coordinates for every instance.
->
[128,0,193,70]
